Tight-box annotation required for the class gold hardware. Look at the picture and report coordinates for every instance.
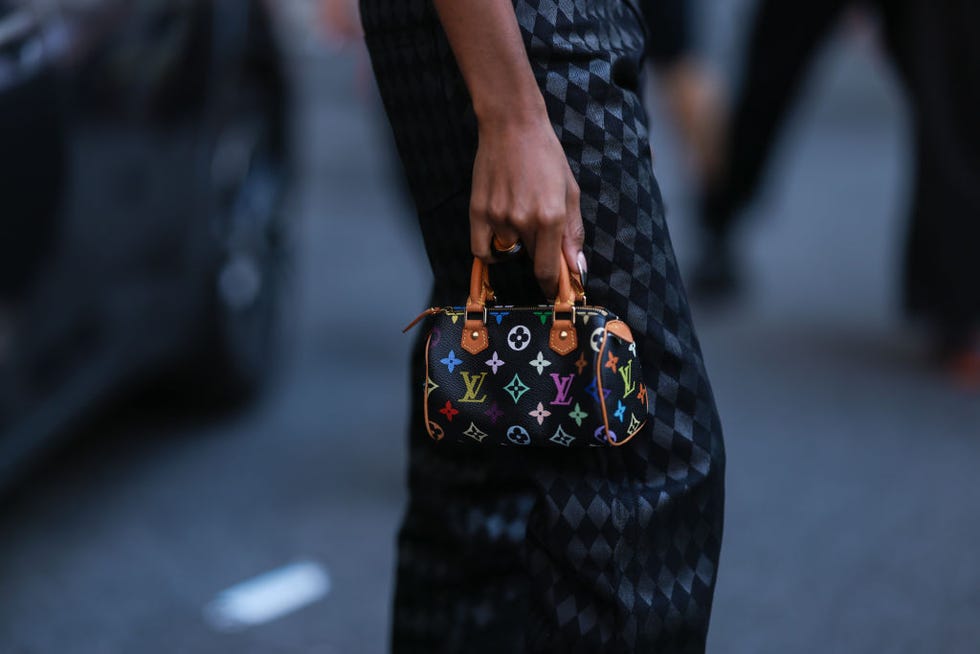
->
[471,331,480,340]
[552,304,577,324]
[559,330,568,340]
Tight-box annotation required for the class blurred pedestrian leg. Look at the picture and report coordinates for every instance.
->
[640,0,726,188]
[691,0,850,299]
[880,0,980,379]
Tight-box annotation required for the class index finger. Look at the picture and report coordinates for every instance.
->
[532,215,564,299]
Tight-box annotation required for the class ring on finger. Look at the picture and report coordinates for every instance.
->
[491,235,523,259]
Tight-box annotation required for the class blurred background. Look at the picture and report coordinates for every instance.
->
[1,0,978,652]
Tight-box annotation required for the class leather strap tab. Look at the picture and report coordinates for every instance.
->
[465,256,580,356]
[461,299,489,355]
[462,322,489,355]
[604,319,634,343]
[462,259,491,355]
[549,318,577,355]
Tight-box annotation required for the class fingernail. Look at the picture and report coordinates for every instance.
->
[576,251,588,289]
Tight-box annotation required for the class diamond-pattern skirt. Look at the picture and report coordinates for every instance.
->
[360,1,726,651]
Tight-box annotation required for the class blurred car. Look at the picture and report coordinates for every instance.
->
[0,0,291,483]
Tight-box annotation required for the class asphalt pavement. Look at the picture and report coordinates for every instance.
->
[1,8,979,654]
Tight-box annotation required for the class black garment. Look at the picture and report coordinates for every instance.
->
[640,0,695,67]
[700,0,849,239]
[361,1,725,651]
[702,0,980,330]
[883,1,980,330]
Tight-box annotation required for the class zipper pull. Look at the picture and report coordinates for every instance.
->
[402,307,443,333]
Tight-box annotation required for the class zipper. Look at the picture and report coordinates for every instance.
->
[402,305,612,333]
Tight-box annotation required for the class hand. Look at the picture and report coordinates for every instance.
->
[470,114,586,299]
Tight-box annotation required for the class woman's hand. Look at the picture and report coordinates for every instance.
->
[470,115,586,299]
[429,0,586,299]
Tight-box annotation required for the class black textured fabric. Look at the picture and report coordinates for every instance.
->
[361,1,725,651]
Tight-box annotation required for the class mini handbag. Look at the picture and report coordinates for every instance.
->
[404,258,648,447]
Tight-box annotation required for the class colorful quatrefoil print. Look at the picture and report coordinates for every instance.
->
[423,306,648,447]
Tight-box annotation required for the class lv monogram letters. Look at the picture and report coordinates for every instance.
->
[549,373,576,406]
[619,360,636,398]
[459,371,488,403]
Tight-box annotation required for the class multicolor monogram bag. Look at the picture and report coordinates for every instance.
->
[404,258,648,447]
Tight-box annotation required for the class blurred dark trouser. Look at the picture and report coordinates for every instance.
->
[881,0,980,340]
[0,70,64,304]
[699,0,849,240]
[639,0,692,66]
[702,0,980,335]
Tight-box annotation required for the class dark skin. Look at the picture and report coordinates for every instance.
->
[432,0,587,298]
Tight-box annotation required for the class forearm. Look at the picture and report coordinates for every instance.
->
[432,0,586,294]
[431,0,546,126]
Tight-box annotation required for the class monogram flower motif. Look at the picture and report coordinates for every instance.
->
[484,402,504,424]
[550,425,575,446]
[529,402,552,425]
[590,327,605,352]
[485,351,505,374]
[489,311,510,325]
[427,421,444,441]
[506,425,531,445]
[594,425,618,444]
[528,351,552,375]
[463,422,488,443]
[507,325,532,351]
[586,377,611,401]
[568,403,589,427]
[440,350,462,373]
[504,374,530,403]
[439,400,459,422]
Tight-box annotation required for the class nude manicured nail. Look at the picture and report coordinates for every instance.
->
[577,252,588,289]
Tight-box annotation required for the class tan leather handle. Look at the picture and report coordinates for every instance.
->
[466,258,493,312]
[462,257,584,356]
[465,257,583,311]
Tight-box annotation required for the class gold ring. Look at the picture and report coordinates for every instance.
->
[491,235,523,258]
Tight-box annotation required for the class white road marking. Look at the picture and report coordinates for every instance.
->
[203,561,331,632]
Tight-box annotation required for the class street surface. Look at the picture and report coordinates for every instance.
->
[2,6,979,653]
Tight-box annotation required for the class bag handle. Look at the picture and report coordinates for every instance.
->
[461,257,584,356]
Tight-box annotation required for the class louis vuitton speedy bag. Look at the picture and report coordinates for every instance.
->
[404,258,648,447]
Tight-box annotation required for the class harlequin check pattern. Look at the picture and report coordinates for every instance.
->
[362,0,725,651]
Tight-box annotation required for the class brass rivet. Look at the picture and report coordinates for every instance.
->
[559,330,568,340]
[471,331,480,340]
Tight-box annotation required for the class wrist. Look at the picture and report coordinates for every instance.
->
[473,88,550,132]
